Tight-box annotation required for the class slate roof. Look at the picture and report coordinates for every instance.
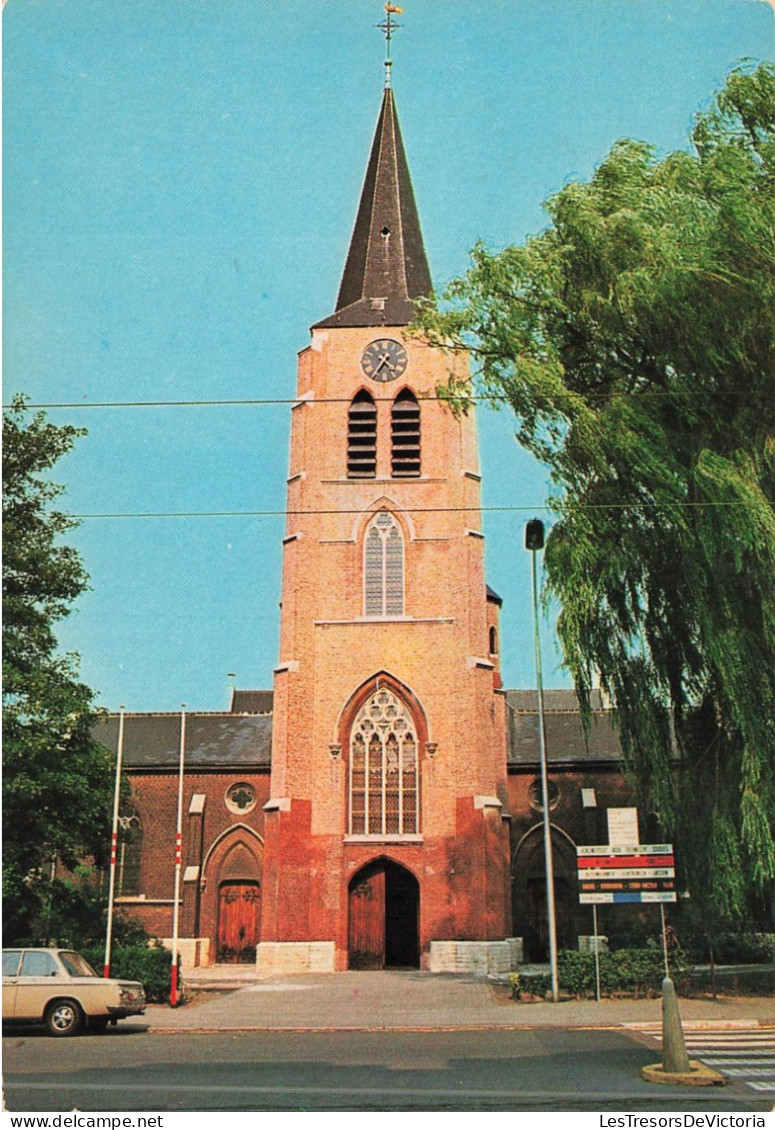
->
[92,688,623,771]
[505,689,622,766]
[93,712,272,770]
[230,689,273,714]
[313,87,432,330]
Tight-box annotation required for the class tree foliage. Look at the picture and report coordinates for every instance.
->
[3,396,113,943]
[418,64,775,922]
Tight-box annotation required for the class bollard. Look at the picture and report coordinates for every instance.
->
[661,976,690,1073]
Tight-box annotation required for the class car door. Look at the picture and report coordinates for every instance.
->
[2,950,22,1018]
[15,950,62,1021]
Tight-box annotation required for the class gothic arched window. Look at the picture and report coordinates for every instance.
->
[364,511,404,617]
[347,391,377,478]
[391,389,421,477]
[349,688,419,836]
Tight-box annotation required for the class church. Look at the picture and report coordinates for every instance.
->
[94,46,640,974]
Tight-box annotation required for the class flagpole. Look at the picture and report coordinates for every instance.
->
[104,707,125,978]
[170,704,186,1006]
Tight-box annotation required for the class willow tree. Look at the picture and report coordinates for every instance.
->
[418,64,775,927]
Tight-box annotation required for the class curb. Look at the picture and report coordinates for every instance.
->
[641,1061,728,1087]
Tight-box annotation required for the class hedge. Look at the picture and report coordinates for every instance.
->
[519,947,690,999]
[81,943,178,1004]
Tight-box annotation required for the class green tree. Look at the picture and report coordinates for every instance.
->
[3,396,113,943]
[418,64,775,926]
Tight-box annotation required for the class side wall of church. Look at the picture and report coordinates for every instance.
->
[118,768,271,954]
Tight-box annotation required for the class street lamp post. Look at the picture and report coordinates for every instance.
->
[525,518,559,1003]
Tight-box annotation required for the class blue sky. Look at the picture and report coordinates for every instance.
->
[4,0,773,711]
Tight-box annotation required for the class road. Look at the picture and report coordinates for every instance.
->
[3,1027,772,1113]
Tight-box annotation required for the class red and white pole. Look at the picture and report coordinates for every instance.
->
[104,707,125,978]
[170,704,186,1006]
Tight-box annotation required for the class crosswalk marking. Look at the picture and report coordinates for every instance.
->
[628,1023,775,1093]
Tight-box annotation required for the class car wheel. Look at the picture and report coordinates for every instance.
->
[45,999,83,1037]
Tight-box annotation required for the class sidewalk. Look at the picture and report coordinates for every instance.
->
[143,970,775,1033]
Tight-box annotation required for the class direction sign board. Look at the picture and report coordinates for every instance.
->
[577,844,676,904]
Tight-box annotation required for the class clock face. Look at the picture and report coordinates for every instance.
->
[360,338,408,382]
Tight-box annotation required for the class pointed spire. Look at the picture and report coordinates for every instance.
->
[314,87,432,329]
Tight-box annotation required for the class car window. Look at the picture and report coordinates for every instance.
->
[2,951,21,976]
[19,951,60,978]
[59,951,98,978]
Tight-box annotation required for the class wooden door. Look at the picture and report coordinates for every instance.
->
[348,864,386,969]
[217,881,261,964]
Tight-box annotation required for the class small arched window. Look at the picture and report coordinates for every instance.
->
[364,511,404,617]
[391,390,420,477]
[349,687,419,836]
[489,626,498,655]
[117,811,143,896]
[347,391,377,478]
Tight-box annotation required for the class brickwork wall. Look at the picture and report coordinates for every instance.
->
[266,326,514,966]
[118,768,270,951]
[506,764,647,959]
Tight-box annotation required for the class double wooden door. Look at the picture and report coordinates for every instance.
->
[217,881,261,964]
[348,860,419,969]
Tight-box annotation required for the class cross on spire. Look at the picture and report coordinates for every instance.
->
[377,3,403,88]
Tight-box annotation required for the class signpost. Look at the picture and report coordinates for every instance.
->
[577,843,677,999]
[577,844,676,904]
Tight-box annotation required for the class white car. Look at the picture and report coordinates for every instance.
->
[2,948,146,1036]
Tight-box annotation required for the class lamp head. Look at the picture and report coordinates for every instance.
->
[525,518,545,551]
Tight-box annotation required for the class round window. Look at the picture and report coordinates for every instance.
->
[225,781,257,815]
[528,777,560,812]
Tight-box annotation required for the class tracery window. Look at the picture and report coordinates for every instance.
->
[364,510,404,617]
[349,688,419,836]
[347,391,377,478]
[117,811,143,896]
[391,389,421,477]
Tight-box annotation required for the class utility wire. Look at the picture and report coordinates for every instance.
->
[71,501,755,520]
[3,386,753,411]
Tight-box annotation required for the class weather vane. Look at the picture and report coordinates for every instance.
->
[376,3,403,88]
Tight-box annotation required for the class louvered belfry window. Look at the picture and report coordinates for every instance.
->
[391,389,420,477]
[347,391,377,478]
[364,510,404,617]
[349,688,419,836]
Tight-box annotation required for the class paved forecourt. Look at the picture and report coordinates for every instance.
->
[143,970,775,1033]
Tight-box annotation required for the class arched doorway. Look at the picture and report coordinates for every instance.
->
[512,826,579,961]
[206,835,263,965]
[348,859,419,969]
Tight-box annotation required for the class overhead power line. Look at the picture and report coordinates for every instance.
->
[70,501,756,520]
[3,385,752,411]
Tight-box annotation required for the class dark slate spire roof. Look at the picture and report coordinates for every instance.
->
[313,87,432,329]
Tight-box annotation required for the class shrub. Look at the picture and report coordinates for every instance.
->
[705,933,775,964]
[81,943,177,1004]
[554,947,690,999]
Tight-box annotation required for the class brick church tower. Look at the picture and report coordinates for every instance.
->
[257,73,515,974]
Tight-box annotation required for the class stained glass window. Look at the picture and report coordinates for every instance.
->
[348,688,420,836]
